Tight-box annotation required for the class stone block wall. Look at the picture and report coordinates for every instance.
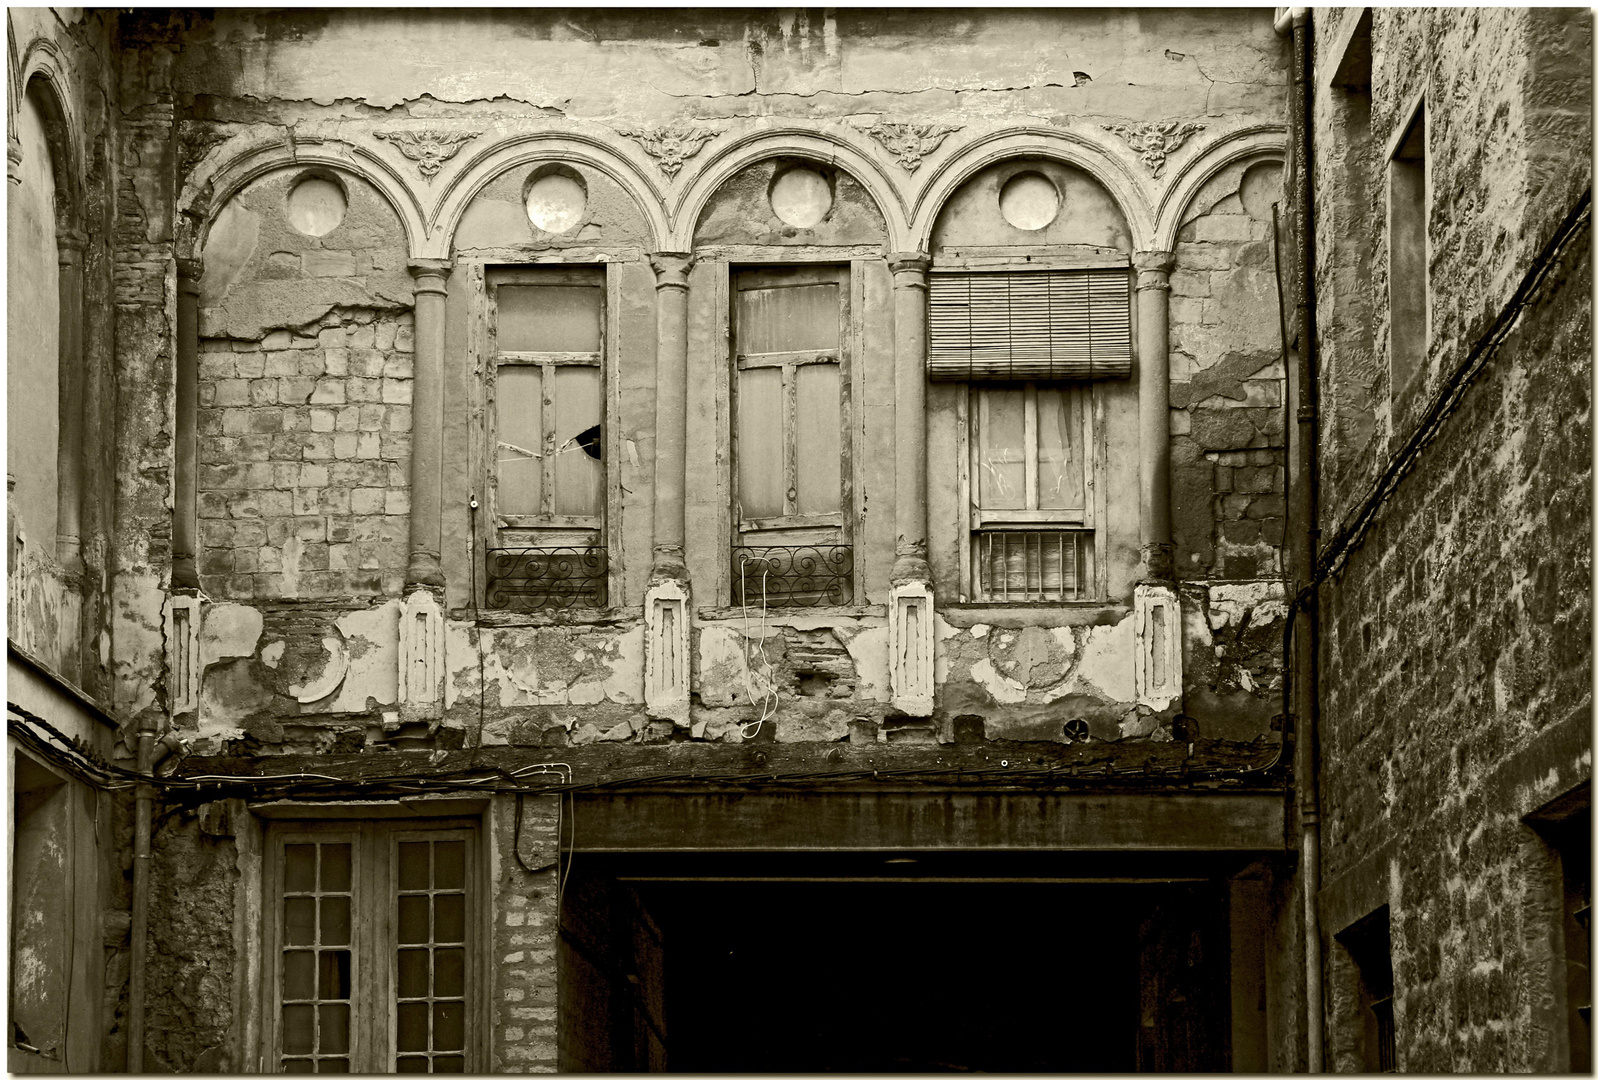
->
[198,312,414,599]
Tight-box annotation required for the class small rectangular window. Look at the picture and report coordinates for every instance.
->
[266,822,477,1074]
[1388,100,1427,399]
[485,268,607,611]
[731,265,853,608]
[1337,906,1396,1074]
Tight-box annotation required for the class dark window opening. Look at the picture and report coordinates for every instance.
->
[1338,906,1396,1073]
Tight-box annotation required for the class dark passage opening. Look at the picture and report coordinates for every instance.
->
[559,855,1235,1073]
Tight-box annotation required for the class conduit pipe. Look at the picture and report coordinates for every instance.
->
[127,716,157,1072]
[1283,6,1325,1072]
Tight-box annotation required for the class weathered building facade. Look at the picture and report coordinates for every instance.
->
[3,6,1586,1075]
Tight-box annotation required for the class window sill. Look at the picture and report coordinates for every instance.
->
[699,603,887,623]
[939,602,1130,628]
[461,608,642,629]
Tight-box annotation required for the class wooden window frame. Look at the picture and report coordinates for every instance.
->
[729,263,854,544]
[260,820,482,1074]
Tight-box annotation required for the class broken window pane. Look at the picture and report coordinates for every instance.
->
[794,362,841,515]
[496,366,543,515]
[737,366,784,519]
[496,285,601,352]
[1036,387,1084,511]
[552,365,603,517]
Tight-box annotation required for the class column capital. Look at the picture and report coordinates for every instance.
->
[1133,249,1176,291]
[176,256,203,280]
[408,258,453,295]
[887,251,931,280]
[57,229,90,264]
[649,251,694,289]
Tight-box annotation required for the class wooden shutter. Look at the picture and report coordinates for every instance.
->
[929,267,1132,381]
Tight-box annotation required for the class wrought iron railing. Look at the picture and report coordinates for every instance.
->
[485,547,608,611]
[732,545,854,608]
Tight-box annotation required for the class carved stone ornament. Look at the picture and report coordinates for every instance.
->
[374,129,481,177]
[1101,119,1205,179]
[867,123,961,172]
[615,123,717,179]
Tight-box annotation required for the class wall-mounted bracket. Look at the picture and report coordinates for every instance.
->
[398,586,444,716]
[1135,582,1183,711]
[644,576,691,726]
[889,577,935,716]
[166,592,204,717]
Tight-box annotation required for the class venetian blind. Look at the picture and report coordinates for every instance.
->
[928,267,1132,381]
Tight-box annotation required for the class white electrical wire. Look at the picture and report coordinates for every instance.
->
[737,556,779,739]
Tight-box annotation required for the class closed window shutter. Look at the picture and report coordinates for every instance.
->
[929,268,1132,381]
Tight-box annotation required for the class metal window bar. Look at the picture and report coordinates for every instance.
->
[1371,997,1396,1074]
[975,530,1089,602]
[279,841,354,1074]
[485,547,607,611]
[732,546,854,608]
[394,838,468,1073]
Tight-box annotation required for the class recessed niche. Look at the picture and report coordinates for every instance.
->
[1238,161,1283,222]
[286,175,347,237]
[525,167,588,234]
[999,172,1061,231]
[769,167,832,228]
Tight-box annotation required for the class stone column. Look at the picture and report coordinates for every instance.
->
[887,252,935,716]
[56,231,87,572]
[1133,250,1182,714]
[645,252,693,725]
[7,136,22,185]
[171,257,202,591]
[1134,250,1176,581]
[405,259,452,589]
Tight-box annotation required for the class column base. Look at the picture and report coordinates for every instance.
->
[398,586,445,717]
[404,550,445,589]
[888,574,935,717]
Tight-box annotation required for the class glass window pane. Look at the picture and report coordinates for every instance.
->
[283,950,315,1001]
[397,1002,430,1052]
[398,948,430,999]
[793,363,840,515]
[495,366,543,516]
[282,1004,315,1055]
[319,844,351,893]
[497,285,601,353]
[284,845,316,893]
[315,1058,349,1074]
[318,1004,350,1055]
[395,1057,429,1073]
[318,950,350,1000]
[283,1059,315,1073]
[285,898,316,946]
[433,1001,465,1052]
[551,366,603,518]
[435,894,465,944]
[1037,388,1084,511]
[398,842,430,891]
[735,282,839,355]
[433,842,465,891]
[433,1055,466,1073]
[737,366,784,519]
[320,896,350,947]
[398,896,429,945]
[977,389,1026,510]
[434,948,465,998]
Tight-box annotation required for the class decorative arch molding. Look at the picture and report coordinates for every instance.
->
[429,130,668,259]
[1152,123,1288,251]
[176,125,428,262]
[16,35,83,222]
[669,125,909,251]
[909,127,1155,253]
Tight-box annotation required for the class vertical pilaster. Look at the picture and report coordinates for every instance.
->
[171,257,202,592]
[405,259,452,590]
[56,231,88,572]
[1135,250,1176,582]
[645,252,693,724]
[887,252,935,715]
[7,135,22,185]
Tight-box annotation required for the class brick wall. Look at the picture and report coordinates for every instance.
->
[490,794,561,1072]
[197,311,414,599]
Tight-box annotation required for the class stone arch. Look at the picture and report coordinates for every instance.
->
[177,126,429,263]
[910,128,1154,253]
[17,38,82,226]
[1152,124,1288,252]
[431,132,667,259]
[670,127,908,251]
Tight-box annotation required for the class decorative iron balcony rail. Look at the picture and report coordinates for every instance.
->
[732,545,854,608]
[485,547,608,611]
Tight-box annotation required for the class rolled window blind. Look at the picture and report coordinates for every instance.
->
[928,268,1132,381]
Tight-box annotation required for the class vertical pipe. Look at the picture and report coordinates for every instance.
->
[127,722,156,1072]
[888,252,931,581]
[171,259,202,591]
[1134,250,1175,581]
[648,253,692,570]
[406,260,452,588]
[56,231,87,573]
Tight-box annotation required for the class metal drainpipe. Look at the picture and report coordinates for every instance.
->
[1280,5,1325,1072]
[127,719,156,1072]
